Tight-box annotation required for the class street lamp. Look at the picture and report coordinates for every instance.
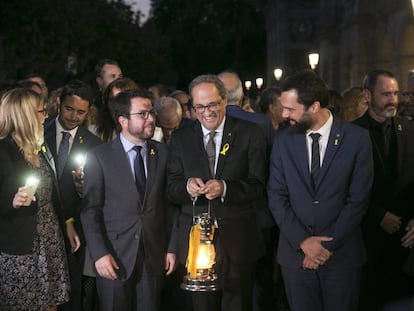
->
[245,80,252,91]
[255,78,264,90]
[308,53,320,70]
[273,68,283,81]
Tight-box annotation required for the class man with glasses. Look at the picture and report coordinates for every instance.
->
[81,89,176,311]
[167,74,267,310]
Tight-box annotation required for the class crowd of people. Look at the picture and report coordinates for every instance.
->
[1,59,414,311]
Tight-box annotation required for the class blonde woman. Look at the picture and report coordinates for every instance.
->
[0,88,73,310]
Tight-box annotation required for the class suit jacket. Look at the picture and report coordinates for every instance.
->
[353,112,414,233]
[0,136,64,254]
[80,137,175,280]
[226,104,276,229]
[267,117,373,269]
[44,120,101,237]
[167,116,267,264]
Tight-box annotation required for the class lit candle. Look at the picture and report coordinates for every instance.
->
[74,153,86,171]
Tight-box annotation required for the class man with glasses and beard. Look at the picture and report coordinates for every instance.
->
[354,69,414,310]
[267,70,373,311]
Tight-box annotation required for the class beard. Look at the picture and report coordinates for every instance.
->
[372,103,397,119]
[289,112,313,134]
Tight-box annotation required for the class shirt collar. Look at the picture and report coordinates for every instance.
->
[307,111,333,138]
[201,116,226,137]
[55,118,78,138]
[120,133,147,152]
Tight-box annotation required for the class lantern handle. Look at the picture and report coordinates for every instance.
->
[191,195,198,223]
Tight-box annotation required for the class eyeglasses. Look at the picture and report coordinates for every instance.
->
[128,109,157,119]
[193,101,222,113]
[401,92,414,98]
[37,109,47,116]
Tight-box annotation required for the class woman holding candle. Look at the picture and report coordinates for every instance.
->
[0,88,72,311]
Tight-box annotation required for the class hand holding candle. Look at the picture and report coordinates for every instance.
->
[72,153,86,194]
[13,176,40,208]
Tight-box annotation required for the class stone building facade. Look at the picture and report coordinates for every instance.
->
[265,0,414,92]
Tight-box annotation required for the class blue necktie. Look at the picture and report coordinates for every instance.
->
[310,133,321,189]
[57,131,70,177]
[133,146,146,203]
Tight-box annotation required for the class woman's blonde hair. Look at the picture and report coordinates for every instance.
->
[0,88,44,155]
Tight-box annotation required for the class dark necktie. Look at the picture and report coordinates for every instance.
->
[205,131,216,175]
[133,146,146,203]
[57,131,71,177]
[310,133,321,188]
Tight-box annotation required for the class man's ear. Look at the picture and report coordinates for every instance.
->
[96,77,103,91]
[362,89,371,104]
[309,101,321,113]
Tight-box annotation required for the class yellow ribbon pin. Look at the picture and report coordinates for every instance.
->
[220,143,230,155]
[79,136,83,144]
[397,124,403,131]
[150,148,155,155]
[41,146,46,153]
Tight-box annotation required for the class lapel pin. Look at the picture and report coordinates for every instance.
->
[79,136,83,144]
[150,148,155,155]
[334,133,340,145]
[397,124,403,131]
[220,143,230,155]
[41,145,47,153]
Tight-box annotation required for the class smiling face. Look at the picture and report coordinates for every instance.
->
[191,82,227,131]
[281,89,314,133]
[58,95,89,130]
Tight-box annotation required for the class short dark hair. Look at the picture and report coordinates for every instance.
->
[95,59,120,78]
[111,89,153,123]
[188,74,227,101]
[16,80,42,91]
[59,79,93,106]
[258,86,281,113]
[362,69,396,93]
[281,69,329,109]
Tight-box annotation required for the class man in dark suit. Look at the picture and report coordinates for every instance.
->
[353,69,414,310]
[167,74,267,311]
[44,79,101,311]
[267,70,373,311]
[218,70,279,310]
[81,89,176,311]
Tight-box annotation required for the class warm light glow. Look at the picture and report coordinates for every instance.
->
[245,80,252,90]
[74,153,86,169]
[308,53,320,70]
[196,244,215,269]
[26,176,40,186]
[256,78,264,89]
[273,68,283,81]
[411,0,414,16]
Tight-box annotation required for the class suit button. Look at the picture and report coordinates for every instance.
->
[313,200,319,204]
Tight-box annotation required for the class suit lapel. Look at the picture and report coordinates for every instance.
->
[192,122,212,178]
[393,118,405,177]
[216,118,235,178]
[316,118,344,189]
[292,132,312,192]
[40,143,58,178]
[44,121,58,159]
[144,141,158,208]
